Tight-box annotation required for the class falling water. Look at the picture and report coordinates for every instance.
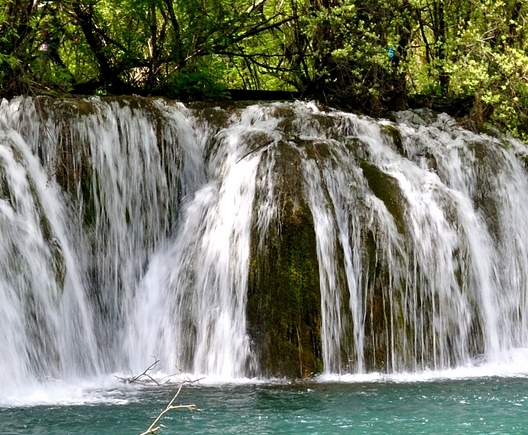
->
[126,106,281,377]
[1,96,528,391]
[0,120,99,394]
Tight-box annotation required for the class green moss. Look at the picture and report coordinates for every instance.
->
[343,137,370,161]
[361,228,421,372]
[189,103,235,131]
[424,150,439,173]
[362,230,389,371]
[380,124,405,155]
[237,131,275,162]
[275,108,299,134]
[303,140,333,161]
[248,198,323,378]
[32,97,99,122]
[311,113,338,132]
[269,105,297,121]
[360,161,407,234]
[521,154,528,170]
[468,141,503,242]
[247,142,323,378]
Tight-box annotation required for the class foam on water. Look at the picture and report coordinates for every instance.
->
[0,376,137,408]
[318,348,528,384]
[8,355,528,408]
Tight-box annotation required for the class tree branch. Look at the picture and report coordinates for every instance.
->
[139,373,202,435]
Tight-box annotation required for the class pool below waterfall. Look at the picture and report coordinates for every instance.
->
[3,374,528,435]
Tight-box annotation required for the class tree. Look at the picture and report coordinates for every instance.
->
[0,1,71,95]
[65,0,296,97]
[0,0,527,138]
[279,0,412,113]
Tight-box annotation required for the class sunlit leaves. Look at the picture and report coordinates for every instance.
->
[0,0,527,137]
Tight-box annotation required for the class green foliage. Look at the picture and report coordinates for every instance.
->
[0,0,527,137]
[406,0,528,137]
[163,59,230,100]
[280,0,412,113]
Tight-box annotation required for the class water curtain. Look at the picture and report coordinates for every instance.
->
[1,97,527,386]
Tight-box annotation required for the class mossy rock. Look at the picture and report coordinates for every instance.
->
[360,161,407,234]
[247,141,323,378]
[343,137,370,161]
[361,230,391,371]
[275,107,300,135]
[380,124,405,156]
[467,140,504,242]
[238,130,275,161]
[310,113,339,134]
[189,103,235,131]
[292,138,327,163]
[32,96,99,121]
[362,231,417,371]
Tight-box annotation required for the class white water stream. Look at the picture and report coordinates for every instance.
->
[2,98,528,404]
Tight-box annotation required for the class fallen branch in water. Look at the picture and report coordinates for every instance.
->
[139,374,202,435]
[115,359,161,386]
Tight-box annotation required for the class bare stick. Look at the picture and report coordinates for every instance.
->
[115,359,161,386]
[139,374,203,435]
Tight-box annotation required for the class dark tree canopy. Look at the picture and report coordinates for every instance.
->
[1,0,527,137]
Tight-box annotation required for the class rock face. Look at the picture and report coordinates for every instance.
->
[1,96,528,384]
[248,141,322,378]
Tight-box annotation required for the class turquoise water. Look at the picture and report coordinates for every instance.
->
[2,377,528,434]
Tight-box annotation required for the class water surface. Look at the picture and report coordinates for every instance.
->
[2,376,528,434]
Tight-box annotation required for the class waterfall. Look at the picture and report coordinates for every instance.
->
[126,106,280,377]
[1,96,528,386]
[0,120,99,393]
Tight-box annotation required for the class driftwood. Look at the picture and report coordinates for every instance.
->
[115,360,202,434]
[115,359,162,386]
[139,373,202,435]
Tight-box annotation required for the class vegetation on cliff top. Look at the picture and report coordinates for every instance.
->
[1,0,527,138]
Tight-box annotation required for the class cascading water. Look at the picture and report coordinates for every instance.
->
[1,96,528,392]
[126,106,281,377]
[0,121,99,395]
